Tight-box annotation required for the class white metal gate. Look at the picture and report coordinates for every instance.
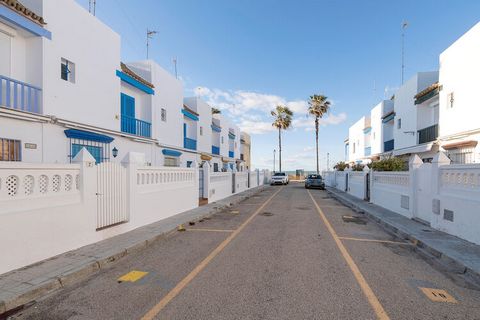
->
[415,163,433,224]
[96,162,128,230]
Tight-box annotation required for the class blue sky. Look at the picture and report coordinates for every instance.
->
[77,0,480,171]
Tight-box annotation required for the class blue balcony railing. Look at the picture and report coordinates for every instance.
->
[0,75,42,113]
[212,145,220,155]
[184,137,197,150]
[229,151,234,158]
[384,139,394,152]
[364,147,371,156]
[121,114,151,138]
[418,124,438,144]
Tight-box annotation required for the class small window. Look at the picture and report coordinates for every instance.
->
[164,156,178,167]
[213,163,219,172]
[235,142,237,148]
[61,58,75,83]
[221,136,224,144]
[397,118,402,129]
[186,161,192,168]
[161,108,167,121]
[0,138,21,161]
[353,143,356,153]
[447,92,454,109]
[200,126,203,136]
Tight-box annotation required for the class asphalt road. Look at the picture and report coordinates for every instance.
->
[12,183,480,320]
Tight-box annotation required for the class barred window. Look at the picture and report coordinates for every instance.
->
[161,108,167,122]
[68,138,110,164]
[164,156,178,167]
[447,147,475,164]
[0,138,21,161]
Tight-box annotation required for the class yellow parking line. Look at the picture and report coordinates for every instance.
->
[308,190,390,320]
[338,237,412,245]
[141,187,284,320]
[187,228,235,233]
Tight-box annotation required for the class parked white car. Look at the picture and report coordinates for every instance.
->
[270,172,289,185]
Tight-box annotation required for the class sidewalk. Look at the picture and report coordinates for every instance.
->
[326,187,480,287]
[0,186,268,316]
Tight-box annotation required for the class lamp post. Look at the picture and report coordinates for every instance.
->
[273,149,276,173]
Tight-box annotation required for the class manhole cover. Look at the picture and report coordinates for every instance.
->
[261,212,274,216]
[419,287,457,303]
[422,229,432,232]
[342,215,367,224]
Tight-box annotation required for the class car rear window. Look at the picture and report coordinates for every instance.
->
[273,173,286,176]
[308,174,322,179]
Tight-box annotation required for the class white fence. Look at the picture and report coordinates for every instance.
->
[235,171,249,194]
[323,153,480,246]
[208,171,233,203]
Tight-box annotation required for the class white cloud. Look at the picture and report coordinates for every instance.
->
[193,86,347,134]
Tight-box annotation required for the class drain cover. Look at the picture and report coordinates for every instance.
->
[342,215,367,224]
[419,287,457,303]
[422,229,433,232]
[261,212,274,216]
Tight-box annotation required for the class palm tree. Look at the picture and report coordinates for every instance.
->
[211,107,221,115]
[271,105,293,172]
[308,94,331,174]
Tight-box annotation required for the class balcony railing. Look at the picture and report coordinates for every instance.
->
[418,124,438,144]
[229,151,234,158]
[121,114,151,138]
[212,145,220,155]
[0,75,42,113]
[384,139,394,152]
[240,154,244,160]
[184,137,197,150]
[364,147,371,156]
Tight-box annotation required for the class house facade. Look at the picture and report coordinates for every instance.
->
[0,0,248,169]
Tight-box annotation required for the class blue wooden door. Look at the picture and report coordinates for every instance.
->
[121,93,136,134]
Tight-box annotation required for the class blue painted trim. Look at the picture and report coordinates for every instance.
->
[212,145,220,155]
[162,149,182,157]
[0,6,51,39]
[363,127,372,134]
[211,124,222,132]
[116,70,154,95]
[64,129,114,143]
[182,109,199,121]
[229,151,234,158]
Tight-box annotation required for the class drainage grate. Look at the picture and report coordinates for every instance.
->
[342,215,367,225]
[422,229,432,233]
[260,212,274,216]
[419,287,457,303]
[295,206,310,211]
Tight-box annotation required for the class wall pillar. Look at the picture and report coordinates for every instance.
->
[72,147,97,230]
[409,154,423,219]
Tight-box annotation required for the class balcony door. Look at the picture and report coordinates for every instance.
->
[121,93,136,135]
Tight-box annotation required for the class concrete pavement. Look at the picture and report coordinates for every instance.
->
[8,183,480,319]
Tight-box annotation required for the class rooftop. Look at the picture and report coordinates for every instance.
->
[0,0,46,25]
[120,63,154,89]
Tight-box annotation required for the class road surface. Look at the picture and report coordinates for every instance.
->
[13,183,480,319]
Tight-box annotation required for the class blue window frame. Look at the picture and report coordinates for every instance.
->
[187,161,193,168]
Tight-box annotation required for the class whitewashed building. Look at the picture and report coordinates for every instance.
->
[438,22,480,164]
[0,0,248,169]
[348,116,371,164]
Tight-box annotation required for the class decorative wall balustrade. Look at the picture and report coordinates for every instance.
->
[372,172,410,187]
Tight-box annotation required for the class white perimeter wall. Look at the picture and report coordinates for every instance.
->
[371,172,412,218]
[347,171,366,200]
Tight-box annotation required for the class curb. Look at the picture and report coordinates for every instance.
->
[326,188,480,288]
[0,185,268,317]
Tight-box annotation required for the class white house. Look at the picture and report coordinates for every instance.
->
[438,22,480,164]
[370,100,394,157]
[348,116,371,164]
[391,71,439,161]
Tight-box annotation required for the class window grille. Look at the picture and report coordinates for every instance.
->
[0,138,21,161]
[68,138,110,163]
[447,147,475,164]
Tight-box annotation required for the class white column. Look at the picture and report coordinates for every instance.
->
[409,154,423,219]
[72,147,97,229]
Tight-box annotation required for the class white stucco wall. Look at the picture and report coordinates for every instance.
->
[40,0,121,131]
[439,22,480,138]
[370,100,393,155]
[348,117,368,163]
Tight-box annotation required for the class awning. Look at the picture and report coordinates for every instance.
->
[392,142,434,156]
[201,153,212,161]
[441,140,478,150]
[182,109,199,121]
[382,112,395,123]
[221,157,231,163]
[64,129,114,143]
[162,149,182,157]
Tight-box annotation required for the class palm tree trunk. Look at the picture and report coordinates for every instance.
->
[315,117,319,174]
[278,127,282,172]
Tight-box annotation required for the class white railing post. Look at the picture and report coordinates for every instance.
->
[409,154,423,219]
[431,152,451,226]
[363,165,370,200]
[122,152,145,223]
[72,148,97,228]
[202,161,210,200]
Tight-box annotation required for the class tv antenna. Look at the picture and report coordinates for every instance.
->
[146,29,158,59]
[89,0,96,16]
[172,57,178,79]
[401,21,409,84]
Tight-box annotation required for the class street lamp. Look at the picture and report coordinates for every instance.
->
[112,147,118,158]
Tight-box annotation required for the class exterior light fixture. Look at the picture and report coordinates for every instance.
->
[112,147,118,158]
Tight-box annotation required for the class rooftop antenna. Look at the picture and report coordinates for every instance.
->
[146,29,158,59]
[172,57,178,79]
[89,0,96,16]
[401,20,409,84]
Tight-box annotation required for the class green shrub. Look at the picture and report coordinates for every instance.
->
[370,157,407,171]
[333,161,349,171]
[351,163,365,171]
